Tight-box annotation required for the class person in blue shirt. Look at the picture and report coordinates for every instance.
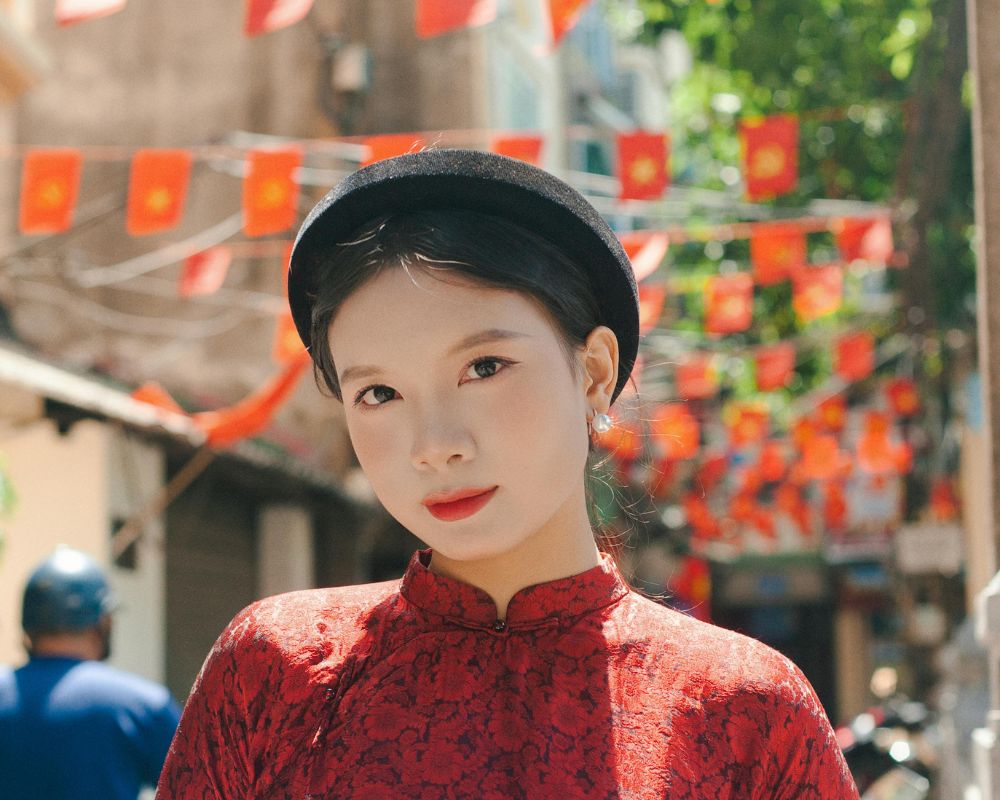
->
[0,547,181,800]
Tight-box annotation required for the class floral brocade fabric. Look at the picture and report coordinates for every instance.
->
[157,550,859,799]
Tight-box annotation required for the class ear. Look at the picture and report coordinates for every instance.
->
[581,326,619,413]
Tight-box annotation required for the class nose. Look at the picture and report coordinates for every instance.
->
[410,406,476,471]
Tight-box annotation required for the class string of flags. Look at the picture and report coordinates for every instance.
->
[54,0,595,44]
[12,118,853,237]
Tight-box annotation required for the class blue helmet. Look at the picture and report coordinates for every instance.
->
[21,548,116,634]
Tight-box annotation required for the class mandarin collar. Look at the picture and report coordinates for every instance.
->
[399,549,630,632]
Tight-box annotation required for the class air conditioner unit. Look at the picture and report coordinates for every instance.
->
[0,13,50,103]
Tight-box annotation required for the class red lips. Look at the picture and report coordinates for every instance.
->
[422,487,498,522]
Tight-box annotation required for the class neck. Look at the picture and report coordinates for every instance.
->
[28,630,104,661]
[428,492,601,619]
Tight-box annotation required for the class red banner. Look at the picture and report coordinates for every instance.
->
[835,331,875,382]
[19,149,83,234]
[704,273,753,334]
[885,377,920,417]
[244,0,314,36]
[755,343,795,391]
[362,134,428,167]
[650,403,700,460]
[749,222,806,285]
[792,264,843,323]
[617,131,669,201]
[179,247,232,298]
[739,114,799,201]
[638,284,667,334]
[242,148,302,236]
[676,355,718,400]
[619,231,669,282]
[491,135,543,166]
[126,149,192,236]
[547,0,591,44]
[415,0,498,38]
[836,216,894,264]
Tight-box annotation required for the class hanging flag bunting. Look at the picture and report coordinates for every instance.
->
[817,395,847,432]
[56,0,127,26]
[415,0,497,38]
[885,377,920,417]
[547,0,591,44]
[490,134,544,166]
[18,149,83,234]
[362,134,428,167]
[792,264,843,323]
[739,113,799,201]
[758,440,787,482]
[676,355,718,400]
[179,247,232,298]
[638,284,667,334]
[244,0,314,37]
[125,149,192,236]
[775,483,812,537]
[857,411,911,475]
[683,492,721,539]
[754,342,796,391]
[646,458,678,499]
[749,222,807,286]
[704,273,754,334]
[929,476,959,521]
[791,416,820,450]
[835,331,875,382]
[696,454,728,493]
[619,231,669,282]
[650,403,700,460]
[242,148,301,237]
[725,403,769,448]
[617,131,669,201]
[193,352,311,447]
[593,420,643,463]
[796,434,848,482]
[822,481,848,532]
[835,215,894,264]
[272,311,305,364]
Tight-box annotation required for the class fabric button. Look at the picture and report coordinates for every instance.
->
[492,619,507,632]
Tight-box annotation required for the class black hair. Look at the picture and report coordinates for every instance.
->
[308,208,604,400]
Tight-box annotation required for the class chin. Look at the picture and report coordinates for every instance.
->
[415,522,530,564]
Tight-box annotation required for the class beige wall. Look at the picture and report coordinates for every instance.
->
[0,416,108,666]
[962,424,994,611]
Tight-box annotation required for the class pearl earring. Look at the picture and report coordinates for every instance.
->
[591,412,612,434]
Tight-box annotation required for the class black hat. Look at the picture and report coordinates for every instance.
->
[288,149,639,401]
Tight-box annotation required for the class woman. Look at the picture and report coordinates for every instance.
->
[158,149,859,799]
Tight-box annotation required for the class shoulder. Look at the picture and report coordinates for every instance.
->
[618,592,813,697]
[205,578,403,684]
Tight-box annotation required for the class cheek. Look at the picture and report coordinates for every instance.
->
[345,416,399,478]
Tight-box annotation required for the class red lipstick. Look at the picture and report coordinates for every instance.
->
[422,486,498,522]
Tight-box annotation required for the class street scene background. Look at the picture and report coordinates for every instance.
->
[0,0,986,796]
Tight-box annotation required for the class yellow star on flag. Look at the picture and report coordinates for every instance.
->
[629,156,659,186]
[38,180,67,209]
[258,178,288,209]
[750,144,786,180]
[144,187,173,214]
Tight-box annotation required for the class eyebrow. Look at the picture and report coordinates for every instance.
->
[338,328,532,387]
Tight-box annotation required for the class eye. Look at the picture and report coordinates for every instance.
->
[354,384,398,407]
[462,357,513,382]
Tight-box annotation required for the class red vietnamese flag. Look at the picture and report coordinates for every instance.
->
[668,556,711,621]
[683,492,721,539]
[593,420,643,463]
[243,148,301,236]
[244,0,313,36]
[704,273,753,334]
[179,247,232,298]
[835,215,894,263]
[930,476,959,521]
[817,395,847,432]
[617,131,669,201]
[619,231,669,281]
[491,135,543,166]
[362,134,427,167]
[126,149,192,235]
[56,0,126,25]
[758,440,787,482]
[272,311,305,364]
[835,331,875,382]
[726,403,769,448]
[823,481,848,532]
[797,434,847,482]
[547,0,591,44]
[749,222,806,285]
[416,0,497,38]
[638,283,667,334]
[755,343,795,391]
[650,403,700,461]
[857,411,910,475]
[739,113,799,200]
[886,377,920,417]
[19,149,83,234]
[792,264,843,323]
[676,355,718,400]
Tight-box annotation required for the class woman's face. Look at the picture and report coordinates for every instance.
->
[328,266,594,563]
